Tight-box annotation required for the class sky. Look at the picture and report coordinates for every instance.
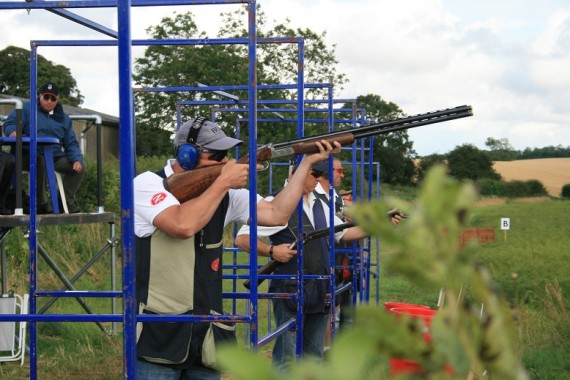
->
[1,0,569,156]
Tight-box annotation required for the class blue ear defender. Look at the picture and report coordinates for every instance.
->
[177,144,201,170]
[176,117,207,170]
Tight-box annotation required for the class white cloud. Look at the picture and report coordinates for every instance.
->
[531,9,570,56]
[1,1,569,156]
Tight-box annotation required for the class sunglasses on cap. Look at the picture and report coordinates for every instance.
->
[42,94,57,102]
[200,148,228,162]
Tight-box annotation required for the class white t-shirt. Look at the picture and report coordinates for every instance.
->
[134,160,261,237]
[314,182,340,206]
[236,193,346,240]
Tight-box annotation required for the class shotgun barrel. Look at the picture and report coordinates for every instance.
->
[164,105,473,202]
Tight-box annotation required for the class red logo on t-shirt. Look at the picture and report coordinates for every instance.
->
[151,192,167,205]
[211,258,220,272]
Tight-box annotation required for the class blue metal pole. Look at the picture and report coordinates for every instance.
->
[294,37,305,361]
[116,1,137,378]
[28,44,39,380]
[349,102,359,308]
[247,0,259,351]
[326,85,337,342]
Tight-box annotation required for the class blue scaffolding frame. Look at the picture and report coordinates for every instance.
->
[175,94,381,344]
[0,1,383,378]
[0,2,260,378]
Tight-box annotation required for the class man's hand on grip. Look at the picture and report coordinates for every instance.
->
[306,140,342,164]
[220,159,249,189]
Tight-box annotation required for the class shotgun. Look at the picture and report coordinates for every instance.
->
[164,105,473,202]
[243,222,356,290]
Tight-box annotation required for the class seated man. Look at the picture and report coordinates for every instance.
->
[3,82,85,213]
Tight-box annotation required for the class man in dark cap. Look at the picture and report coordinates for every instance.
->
[311,158,353,351]
[234,159,369,371]
[3,82,85,213]
[133,116,341,379]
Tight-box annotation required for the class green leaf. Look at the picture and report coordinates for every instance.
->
[217,345,282,380]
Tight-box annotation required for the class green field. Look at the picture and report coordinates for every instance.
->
[1,198,569,379]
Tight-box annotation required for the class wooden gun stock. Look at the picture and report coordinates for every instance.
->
[164,163,225,203]
[243,259,282,290]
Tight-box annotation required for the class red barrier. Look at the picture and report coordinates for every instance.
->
[389,306,438,328]
[383,302,431,312]
[387,305,453,376]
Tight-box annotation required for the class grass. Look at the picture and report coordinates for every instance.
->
[468,199,570,307]
[1,198,569,378]
[1,222,123,379]
[374,198,570,378]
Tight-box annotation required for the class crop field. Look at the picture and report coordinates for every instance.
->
[493,157,570,197]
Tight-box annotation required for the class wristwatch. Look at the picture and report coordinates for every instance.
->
[269,245,274,259]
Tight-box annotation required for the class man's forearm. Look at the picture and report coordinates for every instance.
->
[340,226,368,242]
[235,235,272,257]
[268,159,311,224]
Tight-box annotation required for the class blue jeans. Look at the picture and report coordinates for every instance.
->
[271,299,329,370]
[137,360,220,380]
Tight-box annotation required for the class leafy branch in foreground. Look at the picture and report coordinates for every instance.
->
[217,165,528,379]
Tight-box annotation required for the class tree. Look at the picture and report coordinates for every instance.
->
[484,137,517,161]
[0,46,83,106]
[343,94,416,185]
[133,7,348,185]
[447,144,501,181]
[518,145,570,159]
[416,153,447,182]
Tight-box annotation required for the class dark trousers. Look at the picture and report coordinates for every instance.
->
[53,156,86,203]
[0,152,16,209]
[19,154,85,206]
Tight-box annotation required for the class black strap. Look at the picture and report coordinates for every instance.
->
[186,117,207,145]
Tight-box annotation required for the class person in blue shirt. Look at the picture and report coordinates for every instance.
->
[3,82,85,213]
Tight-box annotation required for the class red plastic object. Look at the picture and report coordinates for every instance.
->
[388,306,455,376]
[389,306,438,328]
[389,357,423,375]
[384,302,430,312]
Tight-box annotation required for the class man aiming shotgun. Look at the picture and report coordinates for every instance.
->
[165,105,473,203]
[134,116,342,379]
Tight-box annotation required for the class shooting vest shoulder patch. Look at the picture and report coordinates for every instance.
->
[151,192,167,205]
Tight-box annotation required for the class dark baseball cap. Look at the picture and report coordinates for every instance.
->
[39,82,59,96]
[311,160,330,173]
[174,118,243,150]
